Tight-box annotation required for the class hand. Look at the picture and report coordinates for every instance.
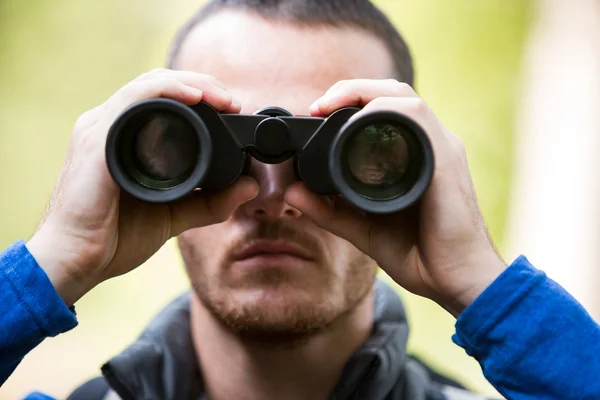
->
[285,79,506,316]
[26,69,258,307]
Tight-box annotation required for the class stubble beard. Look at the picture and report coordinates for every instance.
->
[186,228,376,345]
[192,256,375,346]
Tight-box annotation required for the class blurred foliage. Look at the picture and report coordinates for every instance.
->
[0,0,531,398]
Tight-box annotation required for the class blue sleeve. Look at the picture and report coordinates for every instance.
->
[22,393,56,400]
[453,256,600,399]
[0,240,78,386]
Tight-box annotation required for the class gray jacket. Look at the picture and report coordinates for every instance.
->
[67,280,487,400]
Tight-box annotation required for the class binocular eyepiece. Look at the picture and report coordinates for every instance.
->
[105,99,434,214]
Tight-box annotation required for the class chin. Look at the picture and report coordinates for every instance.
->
[197,275,342,342]
[227,289,337,342]
[225,262,332,301]
[235,279,328,308]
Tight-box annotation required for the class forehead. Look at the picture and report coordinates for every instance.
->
[176,10,394,115]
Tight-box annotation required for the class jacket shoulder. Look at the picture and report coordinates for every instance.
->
[405,356,493,400]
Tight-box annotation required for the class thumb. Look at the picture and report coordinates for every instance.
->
[169,176,259,236]
[284,182,373,255]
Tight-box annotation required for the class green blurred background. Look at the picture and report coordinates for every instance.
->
[0,0,532,398]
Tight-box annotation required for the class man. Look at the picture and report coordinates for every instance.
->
[2,1,599,399]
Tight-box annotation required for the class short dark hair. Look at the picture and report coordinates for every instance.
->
[166,0,414,85]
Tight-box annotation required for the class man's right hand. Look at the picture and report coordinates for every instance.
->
[26,69,259,307]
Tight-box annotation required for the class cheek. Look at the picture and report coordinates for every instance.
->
[178,224,230,273]
[324,234,372,274]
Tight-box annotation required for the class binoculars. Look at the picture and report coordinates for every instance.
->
[105,99,434,214]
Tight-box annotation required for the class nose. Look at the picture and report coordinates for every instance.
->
[238,157,302,220]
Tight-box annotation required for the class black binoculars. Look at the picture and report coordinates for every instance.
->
[105,99,434,214]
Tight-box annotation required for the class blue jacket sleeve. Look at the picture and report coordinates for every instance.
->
[0,240,78,386]
[453,256,600,399]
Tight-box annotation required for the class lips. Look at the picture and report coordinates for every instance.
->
[232,240,315,262]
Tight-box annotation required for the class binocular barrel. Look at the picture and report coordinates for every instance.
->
[105,99,434,214]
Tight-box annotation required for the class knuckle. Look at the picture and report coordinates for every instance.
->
[148,67,169,76]
[73,111,93,130]
[407,98,429,116]
[158,76,180,87]
[72,107,102,137]
[366,96,392,109]
[201,74,221,86]
[144,76,184,98]
[336,85,356,97]
[116,76,186,106]
[112,85,137,106]
[138,72,151,81]
[389,80,413,95]
[138,68,169,81]
[448,131,464,147]
[454,136,468,156]
[70,124,91,149]
[131,76,177,94]
[330,79,351,92]
[119,80,142,97]
[70,125,85,143]
[448,133,468,162]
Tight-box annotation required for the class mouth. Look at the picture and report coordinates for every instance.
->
[232,240,315,263]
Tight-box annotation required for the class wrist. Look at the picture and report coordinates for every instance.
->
[437,251,507,318]
[26,225,98,307]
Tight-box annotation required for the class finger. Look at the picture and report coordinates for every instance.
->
[284,182,373,255]
[94,79,227,142]
[309,79,417,117]
[323,79,349,95]
[356,96,461,178]
[117,77,237,113]
[81,71,234,134]
[169,176,259,236]
[81,75,239,172]
[136,69,240,113]
[79,78,205,154]
[104,77,204,117]
[137,69,228,91]
[355,96,446,144]
[72,103,106,131]
[153,71,240,113]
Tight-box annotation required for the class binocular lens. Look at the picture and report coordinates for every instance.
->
[125,112,200,190]
[107,99,433,212]
[344,123,411,201]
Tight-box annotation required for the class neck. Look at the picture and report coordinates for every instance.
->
[190,291,374,400]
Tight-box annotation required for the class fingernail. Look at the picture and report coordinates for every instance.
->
[242,190,258,204]
[190,88,203,97]
[309,100,321,114]
[318,94,334,109]
[232,97,242,109]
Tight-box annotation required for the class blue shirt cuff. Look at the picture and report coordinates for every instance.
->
[22,392,56,400]
[0,240,78,337]
[452,255,544,355]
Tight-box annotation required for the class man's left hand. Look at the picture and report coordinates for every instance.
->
[285,79,506,317]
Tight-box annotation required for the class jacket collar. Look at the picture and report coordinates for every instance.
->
[102,279,410,400]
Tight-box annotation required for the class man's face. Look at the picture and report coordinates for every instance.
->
[177,10,395,340]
